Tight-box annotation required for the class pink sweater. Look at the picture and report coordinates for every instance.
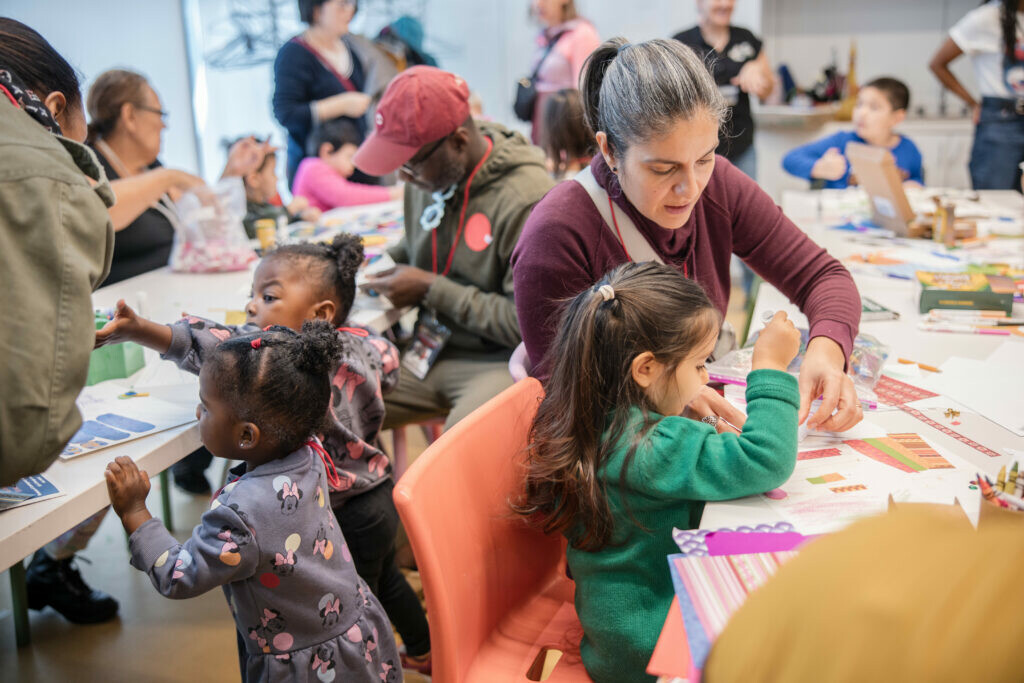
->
[530,18,601,145]
[292,157,393,211]
[511,155,862,379]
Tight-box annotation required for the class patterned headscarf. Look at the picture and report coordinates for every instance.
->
[0,67,62,135]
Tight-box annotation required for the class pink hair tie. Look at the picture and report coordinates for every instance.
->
[251,338,262,350]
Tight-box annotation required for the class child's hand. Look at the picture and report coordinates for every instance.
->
[105,456,153,534]
[299,206,322,223]
[95,299,143,348]
[95,299,174,353]
[287,195,309,214]
[810,147,847,181]
[751,312,802,372]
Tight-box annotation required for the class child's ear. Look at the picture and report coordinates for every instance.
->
[891,108,907,127]
[236,423,261,450]
[311,300,337,324]
[318,142,334,160]
[630,351,660,390]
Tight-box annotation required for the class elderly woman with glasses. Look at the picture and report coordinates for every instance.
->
[86,69,266,284]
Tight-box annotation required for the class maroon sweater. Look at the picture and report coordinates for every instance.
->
[511,155,861,378]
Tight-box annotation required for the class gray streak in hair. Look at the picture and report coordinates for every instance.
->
[579,37,728,156]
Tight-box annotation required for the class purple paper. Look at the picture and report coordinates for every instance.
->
[705,531,809,555]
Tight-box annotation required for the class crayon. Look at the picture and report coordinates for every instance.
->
[1006,462,1019,494]
[1015,467,1024,498]
[997,465,1007,491]
[993,489,1024,512]
[978,475,1010,508]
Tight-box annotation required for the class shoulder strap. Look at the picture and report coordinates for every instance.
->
[530,30,568,80]
[292,37,358,93]
[573,166,664,265]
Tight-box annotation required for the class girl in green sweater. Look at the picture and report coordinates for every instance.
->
[516,262,803,683]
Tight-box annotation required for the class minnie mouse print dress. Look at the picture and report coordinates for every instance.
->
[128,443,401,682]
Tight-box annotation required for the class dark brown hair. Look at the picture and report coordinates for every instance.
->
[863,77,910,112]
[266,233,364,325]
[211,320,341,452]
[299,0,358,25]
[541,89,593,176]
[0,18,82,111]
[513,262,720,551]
[85,69,149,143]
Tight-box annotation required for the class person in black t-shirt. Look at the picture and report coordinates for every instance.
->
[673,0,773,179]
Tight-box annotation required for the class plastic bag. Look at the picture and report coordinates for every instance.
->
[707,329,889,394]
[168,177,257,273]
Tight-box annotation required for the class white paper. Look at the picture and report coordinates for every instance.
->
[60,383,196,459]
[931,357,1024,437]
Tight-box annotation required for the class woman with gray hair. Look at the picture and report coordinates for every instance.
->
[513,38,863,438]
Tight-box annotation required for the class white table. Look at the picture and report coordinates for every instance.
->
[0,202,404,644]
[701,189,1024,529]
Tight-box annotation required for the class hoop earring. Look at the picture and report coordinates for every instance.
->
[612,166,618,173]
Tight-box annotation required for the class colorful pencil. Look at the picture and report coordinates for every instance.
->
[1006,462,1019,494]
[993,489,1024,512]
[978,475,1010,508]
[897,358,942,373]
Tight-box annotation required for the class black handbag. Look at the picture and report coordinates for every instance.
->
[513,31,567,122]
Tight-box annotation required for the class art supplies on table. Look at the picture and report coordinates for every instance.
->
[59,383,197,460]
[861,296,900,321]
[754,426,976,533]
[668,550,798,676]
[0,474,64,512]
[647,597,692,682]
[708,329,887,408]
[672,521,803,556]
[916,271,1016,314]
[926,357,1024,437]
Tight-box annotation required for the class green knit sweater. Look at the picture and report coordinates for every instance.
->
[566,369,800,683]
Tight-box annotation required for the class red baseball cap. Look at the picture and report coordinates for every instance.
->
[353,66,470,176]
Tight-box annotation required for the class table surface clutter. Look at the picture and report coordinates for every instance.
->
[652,188,1024,682]
[0,201,404,574]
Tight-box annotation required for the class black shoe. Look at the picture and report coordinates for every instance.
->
[173,470,212,495]
[25,550,119,624]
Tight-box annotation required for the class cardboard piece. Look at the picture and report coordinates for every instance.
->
[844,142,915,235]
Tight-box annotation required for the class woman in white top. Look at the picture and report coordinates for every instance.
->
[527,0,601,145]
[930,0,1024,190]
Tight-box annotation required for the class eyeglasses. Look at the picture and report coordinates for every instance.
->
[135,104,169,122]
[400,135,448,174]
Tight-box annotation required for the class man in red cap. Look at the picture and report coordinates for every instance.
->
[357,66,553,431]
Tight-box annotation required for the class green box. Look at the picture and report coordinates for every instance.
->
[917,271,1015,315]
[86,315,145,385]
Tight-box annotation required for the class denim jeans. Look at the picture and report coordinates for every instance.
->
[969,97,1024,191]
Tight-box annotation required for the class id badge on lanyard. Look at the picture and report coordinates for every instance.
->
[402,310,451,380]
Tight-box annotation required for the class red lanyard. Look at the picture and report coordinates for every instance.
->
[606,194,688,278]
[293,37,358,93]
[431,137,493,276]
[307,439,343,490]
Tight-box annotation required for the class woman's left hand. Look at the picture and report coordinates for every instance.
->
[732,59,773,100]
[798,337,863,432]
[685,386,747,435]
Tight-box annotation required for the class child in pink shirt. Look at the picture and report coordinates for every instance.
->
[293,118,403,211]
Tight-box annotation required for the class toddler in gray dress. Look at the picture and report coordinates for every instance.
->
[105,321,401,682]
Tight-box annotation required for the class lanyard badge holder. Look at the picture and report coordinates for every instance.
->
[402,183,458,380]
[402,138,494,380]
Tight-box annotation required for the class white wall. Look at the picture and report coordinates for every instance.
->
[5,0,200,173]
[762,0,979,118]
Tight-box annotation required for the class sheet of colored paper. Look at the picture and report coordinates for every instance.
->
[60,383,196,459]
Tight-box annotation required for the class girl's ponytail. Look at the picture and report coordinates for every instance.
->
[515,262,720,551]
[579,37,628,140]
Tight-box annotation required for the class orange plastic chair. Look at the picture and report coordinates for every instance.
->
[393,378,592,683]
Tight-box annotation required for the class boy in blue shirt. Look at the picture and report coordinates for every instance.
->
[783,77,923,189]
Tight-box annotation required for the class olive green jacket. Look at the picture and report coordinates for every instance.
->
[390,121,554,352]
[0,99,115,485]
